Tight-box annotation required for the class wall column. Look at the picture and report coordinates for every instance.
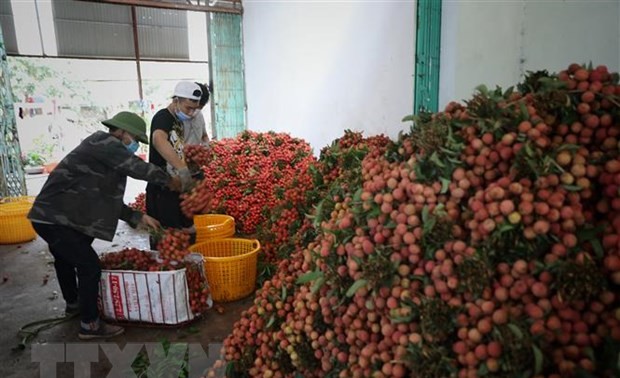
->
[414,0,442,114]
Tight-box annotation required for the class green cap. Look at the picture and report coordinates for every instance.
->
[101,111,149,144]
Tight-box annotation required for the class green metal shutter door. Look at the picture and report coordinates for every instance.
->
[414,0,442,114]
[0,23,26,197]
[208,13,246,140]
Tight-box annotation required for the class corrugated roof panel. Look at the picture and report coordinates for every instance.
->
[136,7,188,60]
[52,0,188,60]
[53,0,133,58]
[55,19,134,58]
[136,7,186,28]
[53,1,131,24]
[138,24,188,60]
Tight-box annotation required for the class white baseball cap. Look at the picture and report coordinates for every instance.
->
[173,81,202,101]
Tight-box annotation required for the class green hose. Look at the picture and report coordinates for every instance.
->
[14,312,79,351]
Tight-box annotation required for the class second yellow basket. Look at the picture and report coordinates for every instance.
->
[189,238,260,302]
[194,214,235,242]
[0,196,37,244]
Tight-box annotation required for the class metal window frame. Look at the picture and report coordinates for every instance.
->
[77,0,242,15]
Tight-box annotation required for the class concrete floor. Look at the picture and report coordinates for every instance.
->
[0,175,253,377]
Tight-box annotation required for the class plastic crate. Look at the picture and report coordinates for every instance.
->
[189,238,260,302]
[0,196,36,244]
[194,214,235,242]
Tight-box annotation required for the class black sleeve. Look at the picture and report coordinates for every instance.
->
[151,110,173,136]
[119,203,143,228]
[149,110,175,168]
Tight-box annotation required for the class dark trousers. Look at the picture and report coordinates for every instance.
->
[32,223,101,323]
[146,185,193,249]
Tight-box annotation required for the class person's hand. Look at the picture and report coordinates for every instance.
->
[178,167,193,192]
[140,214,161,230]
[167,175,182,192]
[182,225,196,235]
[191,170,205,181]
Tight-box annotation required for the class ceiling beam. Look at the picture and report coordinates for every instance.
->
[77,0,243,14]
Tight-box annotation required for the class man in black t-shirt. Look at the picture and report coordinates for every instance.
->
[146,81,202,247]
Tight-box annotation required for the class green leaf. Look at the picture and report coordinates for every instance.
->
[507,323,523,339]
[402,114,415,122]
[346,279,368,297]
[556,144,580,152]
[266,315,275,329]
[439,146,458,156]
[547,158,566,174]
[365,205,381,220]
[342,232,354,245]
[576,225,604,241]
[429,152,446,168]
[440,178,451,194]
[426,217,437,232]
[313,199,326,228]
[296,270,323,284]
[531,260,546,275]
[384,220,397,229]
[352,188,363,204]
[532,344,543,375]
[591,238,604,260]
[311,276,326,295]
[524,142,535,157]
[582,346,595,362]
[519,101,529,120]
[281,285,287,300]
[475,84,489,96]
[390,313,415,324]
[562,184,583,192]
[225,362,236,377]
[499,223,516,233]
[421,205,430,224]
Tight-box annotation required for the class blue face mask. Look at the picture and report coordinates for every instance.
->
[126,139,139,154]
[175,110,192,122]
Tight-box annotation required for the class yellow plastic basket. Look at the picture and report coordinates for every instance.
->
[189,238,260,302]
[0,196,37,244]
[194,214,235,242]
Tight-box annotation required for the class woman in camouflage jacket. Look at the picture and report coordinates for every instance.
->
[28,111,181,340]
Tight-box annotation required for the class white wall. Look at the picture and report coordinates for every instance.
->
[440,0,620,108]
[242,1,416,154]
[243,1,619,153]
